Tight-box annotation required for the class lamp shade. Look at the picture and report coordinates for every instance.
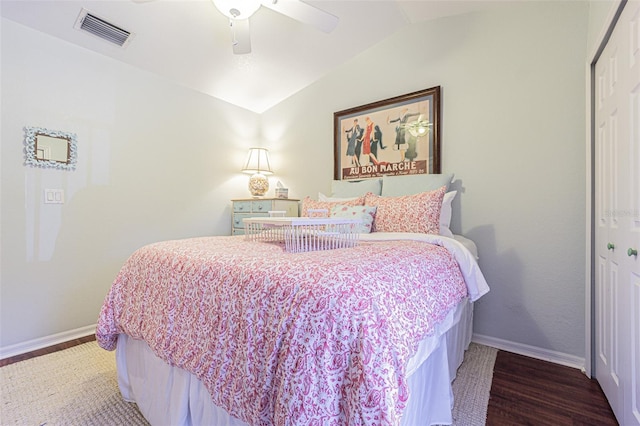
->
[241,148,273,175]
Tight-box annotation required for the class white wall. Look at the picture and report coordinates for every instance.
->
[262,1,590,358]
[0,18,261,348]
[587,0,621,57]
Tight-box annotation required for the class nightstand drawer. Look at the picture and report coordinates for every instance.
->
[233,200,273,214]
[233,201,252,213]
[233,212,268,229]
[251,200,272,213]
[231,198,300,236]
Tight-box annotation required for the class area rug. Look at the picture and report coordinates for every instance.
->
[0,341,496,425]
[451,343,498,425]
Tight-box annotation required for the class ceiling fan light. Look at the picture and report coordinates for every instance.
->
[406,120,432,138]
[212,0,261,20]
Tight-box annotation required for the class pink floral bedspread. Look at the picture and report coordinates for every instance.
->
[96,236,467,426]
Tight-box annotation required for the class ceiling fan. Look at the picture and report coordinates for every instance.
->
[211,0,339,54]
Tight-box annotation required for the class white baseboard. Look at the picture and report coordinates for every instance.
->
[0,324,96,360]
[472,333,586,374]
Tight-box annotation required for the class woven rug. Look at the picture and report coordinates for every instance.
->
[450,343,498,425]
[0,341,496,425]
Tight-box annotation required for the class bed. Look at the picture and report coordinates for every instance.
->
[96,181,490,426]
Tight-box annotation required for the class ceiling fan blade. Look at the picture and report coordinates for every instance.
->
[230,18,251,54]
[261,0,338,33]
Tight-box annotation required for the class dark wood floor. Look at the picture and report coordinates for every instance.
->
[0,338,619,425]
[486,350,618,425]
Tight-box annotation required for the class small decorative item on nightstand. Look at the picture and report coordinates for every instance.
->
[275,181,289,199]
[231,198,299,235]
[275,187,288,199]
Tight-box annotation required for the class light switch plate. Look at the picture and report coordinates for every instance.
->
[44,189,64,204]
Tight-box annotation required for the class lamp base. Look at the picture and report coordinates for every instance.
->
[248,173,269,197]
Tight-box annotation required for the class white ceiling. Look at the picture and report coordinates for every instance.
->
[1,0,494,113]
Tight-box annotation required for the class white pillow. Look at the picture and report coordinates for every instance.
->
[439,191,457,238]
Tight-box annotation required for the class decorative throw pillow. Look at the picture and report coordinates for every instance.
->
[329,205,377,233]
[301,195,365,217]
[364,186,446,234]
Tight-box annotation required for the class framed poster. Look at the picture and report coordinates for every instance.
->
[333,86,440,180]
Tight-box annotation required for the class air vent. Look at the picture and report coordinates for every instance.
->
[74,8,133,47]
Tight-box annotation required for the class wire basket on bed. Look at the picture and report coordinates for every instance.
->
[243,217,361,253]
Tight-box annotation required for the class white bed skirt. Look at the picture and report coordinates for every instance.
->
[116,299,474,426]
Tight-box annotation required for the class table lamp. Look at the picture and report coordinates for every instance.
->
[241,147,273,197]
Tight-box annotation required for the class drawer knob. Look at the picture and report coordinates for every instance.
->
[607,243,615,250]
[628,248,638,257]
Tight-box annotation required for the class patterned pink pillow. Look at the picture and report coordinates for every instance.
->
[301,195,365,217]
[364,186,446,234]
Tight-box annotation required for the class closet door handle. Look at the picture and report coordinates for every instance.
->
[628,248,638,257]
[607,243,615,250]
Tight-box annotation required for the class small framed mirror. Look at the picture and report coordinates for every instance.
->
[24,126,77,170]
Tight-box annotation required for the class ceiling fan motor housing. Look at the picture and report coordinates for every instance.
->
[212,0,261,20]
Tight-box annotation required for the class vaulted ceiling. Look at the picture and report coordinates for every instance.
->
[1,0,495,113]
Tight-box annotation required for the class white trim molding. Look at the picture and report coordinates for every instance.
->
[0,324,96,360]
[473,333,586,374]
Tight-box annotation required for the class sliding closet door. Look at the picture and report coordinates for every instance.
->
[594,2,640,425]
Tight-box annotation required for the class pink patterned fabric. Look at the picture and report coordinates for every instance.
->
[364,186,446,234]
[330,205,377,233]
[301,195,364,217]
[96,236,467,425]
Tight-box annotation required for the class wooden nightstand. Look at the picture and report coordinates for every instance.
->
[231,198,299,235]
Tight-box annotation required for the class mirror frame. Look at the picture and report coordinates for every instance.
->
[24,126,77,171]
